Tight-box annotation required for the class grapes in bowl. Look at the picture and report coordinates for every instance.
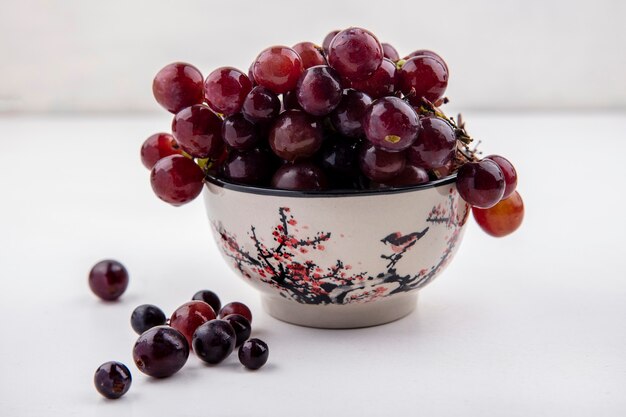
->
[140,27,524,328]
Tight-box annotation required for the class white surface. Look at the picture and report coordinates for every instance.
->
[1,113,625,416]
[2,0,626,112]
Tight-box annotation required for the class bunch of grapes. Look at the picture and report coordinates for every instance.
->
[141,27,523,237]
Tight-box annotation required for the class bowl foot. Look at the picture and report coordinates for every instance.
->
[261,293,418,329]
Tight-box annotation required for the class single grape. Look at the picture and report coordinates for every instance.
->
[170,300,217,348]
[88,260,129,301]
[150,155,204,206]
[192,290,222,315]
[329,89,372,138]
[239,338,269,370]
[485,155,518,199]
[130,304,166,335]
[404,49,449,71]
[318,140,359,178]
[268,110,324,161]
[204,67,252,116]
[472,191,524,237]
[327,27,383,81]
[322,30,340,55]
[362,97,420,152]
[381,43,400,61]
[94,361,132,399]
[282,90,302,110]
[407,116,457,170]
[241,86,281,123]
[349,58,397,99]
[133,326,189,378]
[380,163,429,188]
[219,301,253,323]
[271,162,328,191]
[292,42,327,69]
[221,148,275,186]
[192,320,236,364]
[456,160,505,208]
[358,143,406,182]
[140,133,182,169]
[152,62,204,113]
[171,105,224,158]
[223,314,252,347]
[399,55,448,103]
[296,65,343,116]
[252,46,304,94]
[221,113,259,151]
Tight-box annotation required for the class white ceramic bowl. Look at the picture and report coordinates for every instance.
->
[203,176,470,328]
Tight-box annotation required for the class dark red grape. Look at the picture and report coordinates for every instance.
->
[381,163,429,187]
[327,27,383,81]
[381,43,400,61]
[282,90,302,110]
[152,62,204,113]
[192,290,222,315]
[359,142,406,182]
[221,113,259,151]
[472,191,524,237]
[171,105,224,158]
[239,338,269,370]
[252,46,304,94]
[399,55,448,103]
[170,301,217,348]
[268,110,324,161]
[140,133,182,169]
[242,86,280,123]
[271,162,328,191]
[192,320,236,364]
[485,155,518,199]
[456,160,505,208]
[322,30,340,54]
[131,304,166,335]
[292,42,327,69]
[88,260,128,301]
[221,148,275,186]
[296,65,342,116]
[362,97,420,152]
[94,361,131,399]
[404,49,448,71]
[319,140,359,178]
[407,116,456,170]
[204,67,252,116]
[349,58,397,99]
[133,326,189,378]
[223,314,251,347]
[329,89,372,138]
[150,155,204,206]
[219,301,253,322]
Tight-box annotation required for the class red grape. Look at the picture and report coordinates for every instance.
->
[271,162,328,191]
[152,62,204,113]
[171,105,224,158]
[407,116,456,170]
[133,326,189,378]
[292,42,327,69]
[472,191,524,237]
[88,260,129,301]
[349,58,397,99]
[329,89,372,138]
[268,110,324,161]
[204,67,252,116]
[219,302,253,323]
[296,65,343,116]
[404,49,448,71]
[238,338,269,370]
[221,148,275,186]
[150,155,204,206]
[192,320,236,364]
[140,133,182,169]
[485,155,518,199]
[221,113,259,151]
[456,159,505,208]
[94,361,132,399]
[327,27,383,82]
[399,55,448,103]
[248,62,256,85]
[322,30,340,55]
[382,43,400,61]
[192,290,221,314]
[381,163,429,187]
[282,90,302,111]
[242,86,280,123]
[170,301,217,348]
[358,142,406,182]
[362,97,420,152]
[252,46,304,94]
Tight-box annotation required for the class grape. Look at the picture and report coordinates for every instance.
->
[407,116,456,170]
[382,43,400,61]
[381,163,429,187]
[192,320,236,364]
[292,42,327,68]
[399,55,448,103]
[169,300,217,348]
[329,89,372,138]
[192,290,222,314]
[152,62,204,113]
[248,62,256,85]
[171,105,224,158]
[150,155,204,206]
[271,162,328,191]
[472,191,524,237]
[404,49,449,71]
[94,361,131,399]
[130,304,167,335]
[282,90,302,110]
[219,302,253,323]
[140,133,182,169]
[358,142,406,182]
[319,140,359,178]
[223,314,251,347]
[485,155,518,199]
[221,148,275,186]
[322,30,340,54]
[252,46,304,94]
[268,110,324,161]
[221,113,259,151]
[133,326,189,378]
[349,58,397,99]
[204,67,252,116]
[238,339,269,370]
[295,65,343,116]
[362,97,420,152]
[327,27,383,81]
[88,260,129,301]
[242,86,280,123]
[456,160,505,208]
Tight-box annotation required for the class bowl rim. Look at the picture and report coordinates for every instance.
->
[204,173,457,198]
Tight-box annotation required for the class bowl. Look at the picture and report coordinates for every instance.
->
[203,175,470,328]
